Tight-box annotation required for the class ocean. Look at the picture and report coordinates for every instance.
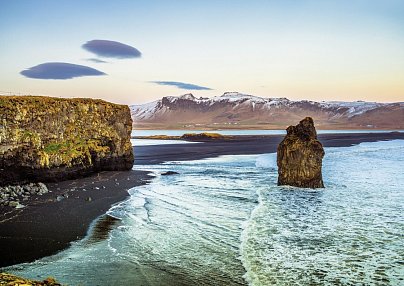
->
[5,138,404,285]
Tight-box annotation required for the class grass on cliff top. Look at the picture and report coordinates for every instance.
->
[0,95,126,108]
[0,272,62,286]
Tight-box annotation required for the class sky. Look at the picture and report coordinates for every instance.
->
[1,0,404,105]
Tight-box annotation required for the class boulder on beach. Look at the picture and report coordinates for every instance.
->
[277,117,325,188]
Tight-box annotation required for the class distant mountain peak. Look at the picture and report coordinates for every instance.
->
[178,93,196,100]
[221,91,250,97]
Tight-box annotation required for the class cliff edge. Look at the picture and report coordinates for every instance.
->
[277,117,325,188]
[0,96,134,186]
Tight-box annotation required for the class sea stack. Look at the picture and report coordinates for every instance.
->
[0,96,134,185]
[277,117,325,188]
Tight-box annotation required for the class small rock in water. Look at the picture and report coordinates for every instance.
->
[161,171,180,176]
[56,195,64,202]
[86,197,92,202]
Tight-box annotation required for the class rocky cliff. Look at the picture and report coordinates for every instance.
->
[0,96,134,186]
[277,117,325,188]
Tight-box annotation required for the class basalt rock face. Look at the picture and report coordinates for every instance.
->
[0,96,134,186]
[277,117,325,188]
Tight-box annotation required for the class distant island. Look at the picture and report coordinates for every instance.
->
[131,92,403,130]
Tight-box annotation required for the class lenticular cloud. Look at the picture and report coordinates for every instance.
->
[82,40,141,59]
[20,62,106,80]
[152,81,212,90]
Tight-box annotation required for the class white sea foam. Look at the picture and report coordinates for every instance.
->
[255,153,277,169]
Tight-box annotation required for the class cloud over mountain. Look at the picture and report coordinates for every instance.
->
[152,81,212,90]
[20,62,106,80]
[82,40,141,59]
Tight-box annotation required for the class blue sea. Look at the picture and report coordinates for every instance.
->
[6,135,404,285]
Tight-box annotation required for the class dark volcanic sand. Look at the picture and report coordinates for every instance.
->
[1,132,403,268]
[134,132,404,165]
[0,170,152,267]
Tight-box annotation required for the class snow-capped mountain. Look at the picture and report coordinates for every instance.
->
[131,92,403,129]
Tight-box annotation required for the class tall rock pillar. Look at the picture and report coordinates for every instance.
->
[277,117,325,188]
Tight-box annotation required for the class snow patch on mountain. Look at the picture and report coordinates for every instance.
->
[319,101,384,117]
[130,100,162,120]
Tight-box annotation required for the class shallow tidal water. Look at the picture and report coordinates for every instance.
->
[5,140,404,285]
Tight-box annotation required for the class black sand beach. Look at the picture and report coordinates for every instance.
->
[0,170,152,267]
[1,132,403,268]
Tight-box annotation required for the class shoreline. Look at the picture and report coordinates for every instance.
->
[1,132,403,269]
[134,132,404,165]
[0,170,152,268]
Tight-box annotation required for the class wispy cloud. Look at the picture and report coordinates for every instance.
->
[82,40,141,59]
[152,81,212,90]
[20,62,106,80]
[86,58,108,63]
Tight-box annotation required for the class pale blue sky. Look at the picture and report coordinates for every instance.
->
[1,0,403,104]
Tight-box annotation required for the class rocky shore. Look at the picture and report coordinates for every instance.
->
[0,183,49,208]
[0,95,143,267]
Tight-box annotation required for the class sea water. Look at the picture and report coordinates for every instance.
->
[5,140,404,285]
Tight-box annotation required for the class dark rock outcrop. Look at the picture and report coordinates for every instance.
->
[180,132,228,141]
[0,96,134,186]
[161,171,179,176]
[277,117,325,188]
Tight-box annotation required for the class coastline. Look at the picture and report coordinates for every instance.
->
[1,132,403,269]
[0,170,152,267]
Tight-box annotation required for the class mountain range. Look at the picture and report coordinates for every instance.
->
[131,92,403,129]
